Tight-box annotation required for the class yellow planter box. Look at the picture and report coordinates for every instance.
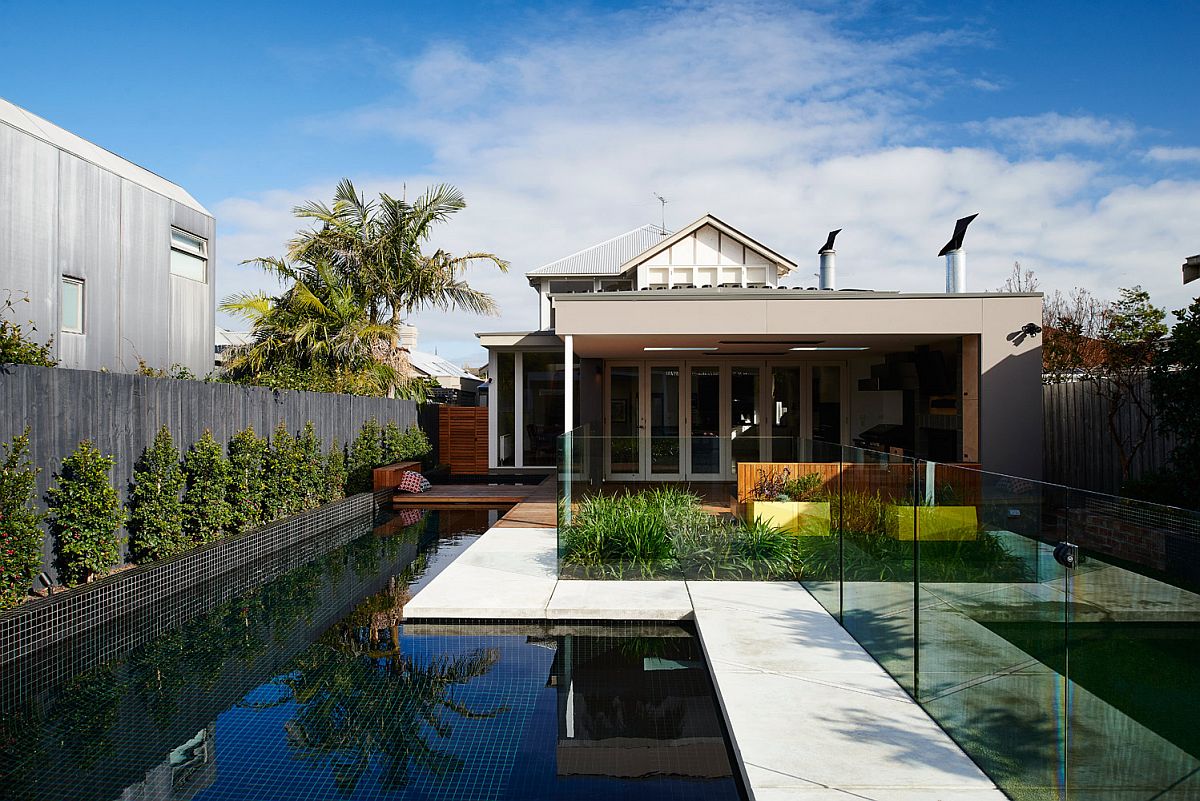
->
[886,505,979,541]
[744,501,831,536]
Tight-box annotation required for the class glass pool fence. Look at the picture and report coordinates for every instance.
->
[557,425,1200,800]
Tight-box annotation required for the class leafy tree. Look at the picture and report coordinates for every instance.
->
[182,431,232,544]
[297,422,325,510]
[1042,284,1167,482]
[127,426,186,562]
[347,418,383,494]
[322,440,348,504]
[263,422,301,521]
[222,180,508,399]
[0,429,44,609]
[0,292,56,367]
[1093,287,1168,481]
[1151,295,1200,505]
[382,422,432,465]
[221,260,403,397]
[228,426,269,532]
[46,440,123,585]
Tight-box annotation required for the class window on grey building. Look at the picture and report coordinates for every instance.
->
[61,276,84,333]
[170,228,208,282]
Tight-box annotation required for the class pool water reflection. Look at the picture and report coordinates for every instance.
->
[0,510,743,801]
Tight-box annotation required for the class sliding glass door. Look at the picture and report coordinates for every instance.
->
[607,364,641,479]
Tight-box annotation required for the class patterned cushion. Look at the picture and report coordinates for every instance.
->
[397,470,426,493]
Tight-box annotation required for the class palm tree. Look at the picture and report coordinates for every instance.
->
[289,179,508,328]
[225,180,507,397]
[221,258,406,396]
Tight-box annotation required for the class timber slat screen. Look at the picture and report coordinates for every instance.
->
[438,406,489,475]
[736,461,983,504]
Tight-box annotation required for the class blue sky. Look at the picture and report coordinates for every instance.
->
[4,0,1199,364]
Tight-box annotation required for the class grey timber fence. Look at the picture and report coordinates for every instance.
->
[1042,376,1175,495]
[0,364,419,582]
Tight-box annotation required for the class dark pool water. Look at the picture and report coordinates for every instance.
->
[0,509,743,801]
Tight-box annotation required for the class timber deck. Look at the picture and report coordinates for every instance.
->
[390,476,558,529]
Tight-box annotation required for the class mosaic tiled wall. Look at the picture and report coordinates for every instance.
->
[0,489,392,701]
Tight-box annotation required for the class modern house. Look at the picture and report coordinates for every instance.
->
[480,214,1044,479]
[0,97,215,376]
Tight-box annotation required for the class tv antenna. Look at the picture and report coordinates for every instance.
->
[652,193,669,233]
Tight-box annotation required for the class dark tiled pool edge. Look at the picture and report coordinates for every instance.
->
[0,489,393,697]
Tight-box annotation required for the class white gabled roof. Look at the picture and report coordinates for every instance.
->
[618,213,797,276]
[0,96,211,216]
[408,350,479,382]
[526,224,667,281]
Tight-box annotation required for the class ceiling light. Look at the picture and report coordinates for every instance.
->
[643,346,718,351]
[718,340,824,345]
[789,346,869,351]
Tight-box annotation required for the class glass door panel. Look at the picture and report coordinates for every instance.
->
[811,365,843,445]
[771,366,804,462]
[689,365,721,477]
[649,365,681,476]
[730,366,761,475]
[608,365,640,476]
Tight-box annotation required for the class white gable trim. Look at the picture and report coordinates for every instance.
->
[619,214,796,279]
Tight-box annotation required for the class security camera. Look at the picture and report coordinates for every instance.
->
[1021,323,1042,336]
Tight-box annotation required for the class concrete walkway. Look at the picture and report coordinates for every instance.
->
[404,526,1007,800]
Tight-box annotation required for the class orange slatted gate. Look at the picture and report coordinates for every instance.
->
[438,407,489,475]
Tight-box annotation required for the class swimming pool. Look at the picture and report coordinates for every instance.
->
[0,509,744,800]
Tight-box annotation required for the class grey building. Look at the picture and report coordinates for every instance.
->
[0,97,214,376]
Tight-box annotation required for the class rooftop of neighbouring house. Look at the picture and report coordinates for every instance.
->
[0,96,211,215]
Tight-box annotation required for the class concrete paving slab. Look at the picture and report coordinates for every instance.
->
[546,579,692,620]
[690,581,1006,801]
[403,527,558,619]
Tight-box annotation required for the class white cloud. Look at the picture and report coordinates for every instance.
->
[1146,146,1200,164]
[969,112,1138,152]
[213,2,1200,366]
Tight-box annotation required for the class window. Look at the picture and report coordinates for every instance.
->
[61,276,84,333]
[170,228,208,282]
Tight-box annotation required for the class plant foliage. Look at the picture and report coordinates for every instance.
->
[46,440,123,586]
[0,292,56,367]
[228,426,269,532]
[182,430,232,544]
[263,422,301,521]
[0,429,43,609]
[347,418,384,494]
[297,422,326,510]
[382,421,432,465]
[322,440,348,504]
[127,426,186,562]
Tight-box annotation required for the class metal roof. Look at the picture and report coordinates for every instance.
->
[0,96,211,216]
[526,224,667,279]
[408,350,478,382]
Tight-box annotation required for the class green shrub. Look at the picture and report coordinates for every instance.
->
[563,490,684,575]
[0,292,56,367]
[0,429,44,608]
[127,426,186,562]
[182,430,232,544]
[47,440,123,585]
[227,426,269,532]
[382,422,432,465]
[347,417,383,494]
[322,441,348,504]
[296,422,325,511]
[735,516,797,577]
[831,490,887,535]
[262,422,300,521]
[781,472,824,501]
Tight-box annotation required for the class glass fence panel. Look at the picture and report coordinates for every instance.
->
[554,430,1200,800]
[1061,487,1200,800]
[837,444,918,694]
[916,464,1069,800]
